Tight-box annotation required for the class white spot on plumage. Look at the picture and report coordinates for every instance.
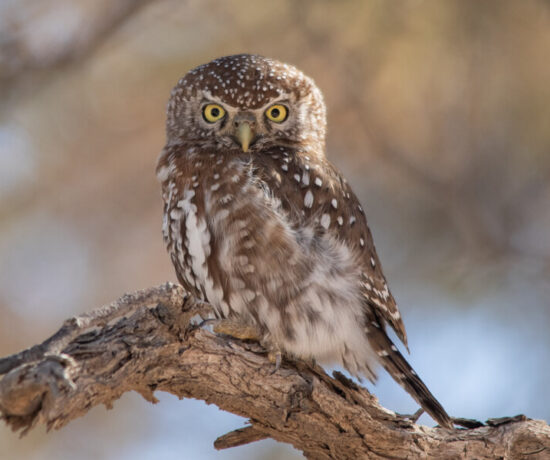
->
[170,199,184,217]
[370,257,376,267]
[304,190,314,208]
[331,199,338,209]
[337,216,343,226]
[314,177,322,187]
[211,183,220,191]
[350,216,356,225]
[302,172,310,185]
[241,289,256,302]
[178,190,195,203]
[272,171,282,185]
[220,194,233,204]
[360,238,365,247]
[157,165,171,182]
[320,213,331,229]
[390,309,401,319]
[372,297,388,311]
[233,278,246,289]
[294,174,301,182]
[281,164,288,171]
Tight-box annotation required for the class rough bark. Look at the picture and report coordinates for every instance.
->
[0,284,548,459]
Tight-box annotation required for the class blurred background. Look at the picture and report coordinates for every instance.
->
[1,0,549,458]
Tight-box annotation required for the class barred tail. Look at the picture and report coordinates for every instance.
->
[368,326,453,429]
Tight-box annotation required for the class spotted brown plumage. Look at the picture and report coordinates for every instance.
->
[157,54,453,429]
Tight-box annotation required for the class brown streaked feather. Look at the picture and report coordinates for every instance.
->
[256,150,409,347]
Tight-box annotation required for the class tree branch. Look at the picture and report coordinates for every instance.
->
[1,284,549,459]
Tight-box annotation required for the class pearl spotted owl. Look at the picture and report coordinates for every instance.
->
[157,54,453,429]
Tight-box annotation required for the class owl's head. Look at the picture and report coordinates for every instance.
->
[165,54,326,154]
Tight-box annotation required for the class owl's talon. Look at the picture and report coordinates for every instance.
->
[197,318,216,328]
[268,349,282,374]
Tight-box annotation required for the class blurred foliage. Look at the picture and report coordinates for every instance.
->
[1,1,549,459]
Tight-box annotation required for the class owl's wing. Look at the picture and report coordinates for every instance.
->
[259,152,409,348]
[325,162,409,348]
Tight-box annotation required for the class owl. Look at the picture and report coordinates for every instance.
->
[156,54,453,429]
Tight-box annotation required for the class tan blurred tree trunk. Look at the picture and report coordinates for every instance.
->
[0,284,548,459]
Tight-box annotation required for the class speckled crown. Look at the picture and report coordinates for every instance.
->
[171,54,319,109]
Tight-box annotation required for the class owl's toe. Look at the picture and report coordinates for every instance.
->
[267,346,282,374]
[212,318,262,342]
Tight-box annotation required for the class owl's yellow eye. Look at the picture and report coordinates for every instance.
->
[203,104,226,123]
[265,104,288,123]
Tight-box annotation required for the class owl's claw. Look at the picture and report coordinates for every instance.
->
[197,318,217,328]
[268,348,282,374]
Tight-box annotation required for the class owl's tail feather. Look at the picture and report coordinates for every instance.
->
[368,326,454,429]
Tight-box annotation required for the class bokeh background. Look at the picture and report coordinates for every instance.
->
[1,0,550,458]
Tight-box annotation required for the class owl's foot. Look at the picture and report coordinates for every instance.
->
[212,319,262,341]
[212,320,284,373]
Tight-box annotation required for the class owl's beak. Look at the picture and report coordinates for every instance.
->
[235,122,254,153]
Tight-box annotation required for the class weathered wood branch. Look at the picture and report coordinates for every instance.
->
[1,284,548,459]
